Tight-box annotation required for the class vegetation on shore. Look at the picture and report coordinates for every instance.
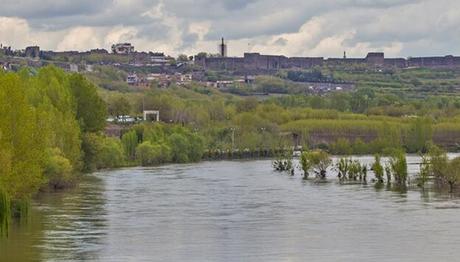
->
[0,67,108,235]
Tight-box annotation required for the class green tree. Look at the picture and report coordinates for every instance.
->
[406,117,432,153]
[69,74,107,132]
[0,73,46,200]
[445,157,460,192]
[121,130,138,160]
[168,133,190,163]
[136,141,162,166]
[389,151,408,186]
[97,137,124,169]
[300,150,332,179]
[371,154,384,183]
[109,96,131,117]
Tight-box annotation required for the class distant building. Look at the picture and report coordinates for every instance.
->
[112,43,134,54]
[69,64,79,72]
[127,73,139,85]
[25,46,40,58]
[150,53,169,66]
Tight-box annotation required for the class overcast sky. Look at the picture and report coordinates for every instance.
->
[0,0,459,57]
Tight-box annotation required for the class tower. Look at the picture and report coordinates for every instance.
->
[343,51,347,59]
[219,37,227,57]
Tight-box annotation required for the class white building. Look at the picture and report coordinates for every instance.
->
[127,74,139,85]
[69,64,78,72]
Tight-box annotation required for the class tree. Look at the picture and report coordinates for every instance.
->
[236,97,258,113]
[121,130,138,160]
[69,74,107,132]
[300,150,332,179]
[336,157,351,180]
[0,73,46,200]
[177,54,189,62]
[371,155,384,183]
[168,133,190,163]
[273,151,293,173]
[406,117,432,153]
[445,157,460,192]
[97,137,124,169]
[136,142,159,166]
[389,151,408,186]
[195,52,208,60]
[417,155,430,188]
[350,88,375,113]
[109,96,131,117]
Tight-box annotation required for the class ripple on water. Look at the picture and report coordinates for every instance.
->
[4,157,460,262]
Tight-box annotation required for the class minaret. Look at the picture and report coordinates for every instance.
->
[219,37,227,57]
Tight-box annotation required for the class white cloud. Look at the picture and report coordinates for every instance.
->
[57,27,103,51]
[0,0,459,57]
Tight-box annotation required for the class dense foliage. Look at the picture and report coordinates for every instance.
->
[0,67,108,235]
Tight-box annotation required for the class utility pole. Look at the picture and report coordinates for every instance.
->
[231,127,235,153]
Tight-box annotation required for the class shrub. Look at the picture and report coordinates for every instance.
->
[97,137,124,169]
[44,148,74,189]
[121,130,138,160]
[135,141,162,166]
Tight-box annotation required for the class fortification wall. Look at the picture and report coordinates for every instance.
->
[198,52,460,72]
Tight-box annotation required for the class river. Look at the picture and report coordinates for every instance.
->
[2,155,460,262]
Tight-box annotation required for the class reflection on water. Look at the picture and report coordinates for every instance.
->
[2,155,460,262]
[0,175,107,262]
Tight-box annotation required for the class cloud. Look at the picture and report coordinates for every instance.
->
[0,0,459,57]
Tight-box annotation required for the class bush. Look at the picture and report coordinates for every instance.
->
[44,148,74,189]
[97,137,124,169]
[121,130,138,160]
[82,133,125,171]
[168,133,190,163]
[135,141,163,166]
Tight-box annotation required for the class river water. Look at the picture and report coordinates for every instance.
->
[2,155,460,262]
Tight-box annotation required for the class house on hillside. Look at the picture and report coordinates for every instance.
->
[112,43,134,54]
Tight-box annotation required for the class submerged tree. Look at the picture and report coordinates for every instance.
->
[371,154,384,184]
[273,151,293,173]
[385,165,392,184]
[423,145,460,192]
[445,157,460,192]
[336,158,351,180]
[417,155,431,188]
[389,151,408,186]
[300,150,332,179]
